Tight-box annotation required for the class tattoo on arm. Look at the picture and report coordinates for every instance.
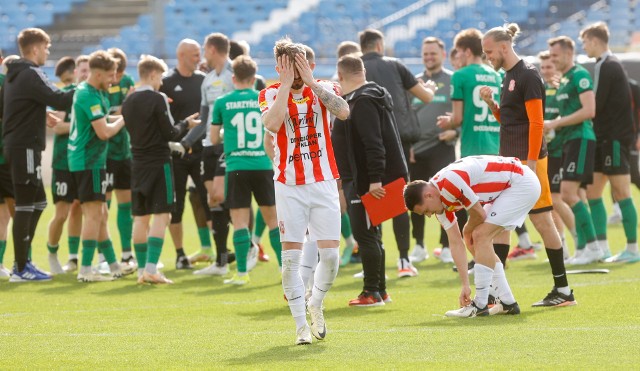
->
[311,83,348,117]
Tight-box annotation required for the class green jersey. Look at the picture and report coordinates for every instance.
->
[68,81,111,171]
[0,73,5,164]
[52,84,76,170]
[107,73,135,160]
[544,82,564,158]
[451,63,502,157]
[211,89,271,172]
[555,65,596,143]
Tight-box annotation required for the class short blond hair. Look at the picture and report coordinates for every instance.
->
[137,54,167,79]
[548,36,575,51]
[273,37,306,60]
[17,28,50,55]
[88,50,118,72]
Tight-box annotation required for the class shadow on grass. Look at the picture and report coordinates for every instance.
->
[236,303,396,323]
[414,308,546,328]
[225,343,328,366]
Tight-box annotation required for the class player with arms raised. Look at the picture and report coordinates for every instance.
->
[260,38,349,345]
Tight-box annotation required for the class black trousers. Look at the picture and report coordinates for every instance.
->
[345,180,386,293]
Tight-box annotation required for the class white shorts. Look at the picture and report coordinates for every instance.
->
[483,166,541,230]
[274,179,340,243]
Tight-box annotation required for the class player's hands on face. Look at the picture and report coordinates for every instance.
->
[459,285,472,307]
[277,55,295,88]
[368,182,386,200]
[436,113,452,130]
[438,129,457,142]
[294,53,314,86]
[479,86,494,105]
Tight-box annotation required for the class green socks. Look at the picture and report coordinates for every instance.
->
[98,240,117,264]
[81,240,97,267]
[572,201,597,248]
[47,243,59,254]
[147,237,164,265]
[68,236,80,256]
[269,228,282,267]
[233,228,251,273]
[341,212,353,239]
[197,227,212,249]
[619,198,638,243]
[0,240,6,264]
[254,209,267,241]
[117,202,133,252]
[134,243,147,269]
[588,198,607,241]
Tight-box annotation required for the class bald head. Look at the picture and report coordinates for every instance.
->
[176,38,201,75]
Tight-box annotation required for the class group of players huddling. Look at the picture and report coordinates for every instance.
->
[0,19,638,345]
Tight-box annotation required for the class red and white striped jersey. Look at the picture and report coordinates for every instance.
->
[259,80,341,185]
[431,155,525,229]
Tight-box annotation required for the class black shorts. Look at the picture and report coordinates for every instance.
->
[561,138,595,185]
[547,155,563,194]
[201,145,223,181]
[131,162,175,216]
[73,169,107,203]
[52,169,79,203]
[225,170,275,209]
[593,139,631,175]
[5,147,43,186]
[0,163,14,201]
[106,158,131,192]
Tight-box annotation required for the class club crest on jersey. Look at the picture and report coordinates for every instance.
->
[279,221,285,235]
[508,79,516,91]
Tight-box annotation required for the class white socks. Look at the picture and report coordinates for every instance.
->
[281,250,306,329]
[492,262,516,305]
[309,247,339,308]
[300,239,318,292]
[518,232,533,249]
[473,263,494,308]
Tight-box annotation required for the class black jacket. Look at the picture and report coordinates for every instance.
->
[335,82,408,197]
[0,58,73,151]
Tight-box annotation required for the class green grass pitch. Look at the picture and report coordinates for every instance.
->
[1,187,639,369]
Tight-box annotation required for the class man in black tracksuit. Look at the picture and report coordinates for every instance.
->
[334,54,408,306]
[0,28,73,281]
[160,39,209,269]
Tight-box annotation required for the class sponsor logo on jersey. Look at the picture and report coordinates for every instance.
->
[291,96,310,105]
[108,85,120,94]
[287,112,318,131]
[90,104,102,117]
[288,149,323,163]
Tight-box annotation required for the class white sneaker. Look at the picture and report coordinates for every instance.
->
[157,261,165,270]
[295,324,312,345]
[439,247,454,263]
[608,203,622,224]
[247,244,259,272]
[307,303,326,340]
[409,244,428,263]
[95,261,110,274]
[0,264,11,278]
[565,248,584,264]
[48,254,65,275]
[568,246,603,265]
[445,302,489,318]
[398,258,418,278]
[193,263,228,275]
[62,260,78,273]
[77,272,114,282]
